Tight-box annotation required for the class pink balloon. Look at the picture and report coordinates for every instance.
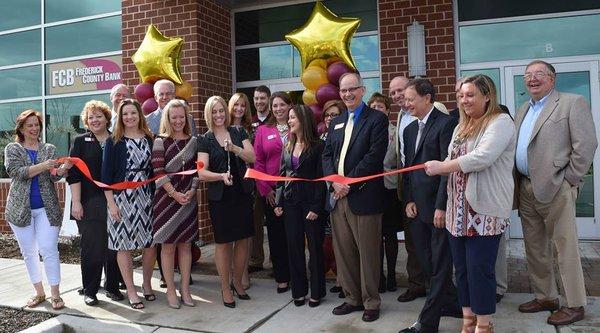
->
[142,98,158,115]
[308,104,323,124]
[134,82,154,103]
[327,61,353,87]
[316,83,339,107]
[317,121,327,135]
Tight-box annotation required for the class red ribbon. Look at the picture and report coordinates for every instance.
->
[244,163,425,185]
[55,157,204,190]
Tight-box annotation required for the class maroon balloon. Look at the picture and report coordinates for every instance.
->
[134,82,154,103]
[316,83,339,107]
[317,121,327,135]
[327,61,353,87]
[142,98,158,115]
[308,104,323,124]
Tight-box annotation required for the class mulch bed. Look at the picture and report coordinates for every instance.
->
[0,307,55,332]
[0,233,82,264]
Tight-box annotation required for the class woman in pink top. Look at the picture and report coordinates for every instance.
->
[253,91,291,293]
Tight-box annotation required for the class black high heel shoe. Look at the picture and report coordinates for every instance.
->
[230,282,251,300]
[277,284,290,293]
[221,290,236,308]
[293,297,306,306]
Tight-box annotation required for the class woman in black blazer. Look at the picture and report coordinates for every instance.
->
[197,96,256,308]
[68,100,122,306]
[274,105,326,307]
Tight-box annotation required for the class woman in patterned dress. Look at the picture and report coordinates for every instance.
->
[102,99,155,309]
[424,75,516,333]
[151,99,199,309]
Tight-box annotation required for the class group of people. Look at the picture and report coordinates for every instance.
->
[4,59,596,333]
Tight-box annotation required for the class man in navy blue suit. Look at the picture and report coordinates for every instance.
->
[323,72,388,322]
[399,78,460,333]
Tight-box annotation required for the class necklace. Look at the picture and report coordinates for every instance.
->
[173,138,188,169]
[276,123,288,133]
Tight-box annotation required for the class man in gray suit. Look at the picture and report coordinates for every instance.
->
[516,60,597,326]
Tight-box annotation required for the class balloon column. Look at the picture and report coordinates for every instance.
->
[285,2,360,133]
[131,24,193,114]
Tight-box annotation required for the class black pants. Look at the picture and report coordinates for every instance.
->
[284,203,326,299]
[264,197,290,284]
[409,219,459,331]
[77,219,120,296]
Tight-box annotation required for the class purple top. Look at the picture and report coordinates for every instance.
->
[291,155,300,171]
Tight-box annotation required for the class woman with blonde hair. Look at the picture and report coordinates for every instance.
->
[5,109,72,310]
[425,75,516,333]
[68,100,123,306]
[151,99,199,308]
[102,99,155,309]
[198,96,255,308]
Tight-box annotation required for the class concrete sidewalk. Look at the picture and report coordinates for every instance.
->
[2,258,599,332]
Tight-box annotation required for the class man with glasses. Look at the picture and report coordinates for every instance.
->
[323,72,388,322]
[145,79,197,136]
[388,76,427,303]
[516,60,596,326]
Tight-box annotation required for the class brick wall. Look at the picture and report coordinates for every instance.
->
[121,0,232,242]
[378,0,457,117]
[0,182,66,233]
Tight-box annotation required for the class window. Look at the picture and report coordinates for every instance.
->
[460,14,600,64]
[458,0,600,21]
[45,0,120,23]
[236,34,380,82]
[45,16,121,60]
[460,68,501,101]
[235,0,377,46]
[0,30,41,66]
[0,100,42,177]
[45,94,110,156]
[0,66,42,100]
[0,0,40,31]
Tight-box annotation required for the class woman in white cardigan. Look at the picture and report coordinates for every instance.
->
[424,75,516,333]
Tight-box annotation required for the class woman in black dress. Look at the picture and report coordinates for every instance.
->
[274,105,326,307]
[197,96,256,308]
[68,100,122,306]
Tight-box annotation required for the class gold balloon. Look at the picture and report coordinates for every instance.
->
[302,89,317,105]
[309,59,328,69]
[132,25,184,84]
[175,81,193,100]
[301,66,329,91]
[285,2,360,73]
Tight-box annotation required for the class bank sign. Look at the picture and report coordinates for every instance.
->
[47,55,122,95]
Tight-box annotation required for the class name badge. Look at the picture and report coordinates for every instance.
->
[84,137,94,142]
[334,123,344,130]
[267,134,276,140]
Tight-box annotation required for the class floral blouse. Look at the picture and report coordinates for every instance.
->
[446,138,509,237]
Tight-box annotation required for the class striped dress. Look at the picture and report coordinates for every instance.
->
[151,136,199,244]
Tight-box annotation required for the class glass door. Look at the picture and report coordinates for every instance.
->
[505,61,600,239]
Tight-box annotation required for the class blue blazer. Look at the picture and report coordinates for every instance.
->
[101,135,154,192]
[322,105,388,215]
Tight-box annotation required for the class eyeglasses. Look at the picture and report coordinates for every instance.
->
[339,86,363,94]
[324,113,340,118]
[523,71,550,80]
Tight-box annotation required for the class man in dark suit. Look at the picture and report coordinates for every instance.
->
[399,79,460,333]
[323,72,388,322]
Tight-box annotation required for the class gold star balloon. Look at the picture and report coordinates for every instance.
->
[132,24,184,84]
[285,2,360,73]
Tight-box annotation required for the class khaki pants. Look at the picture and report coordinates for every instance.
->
[519,178,587,307]
[331,197,382,310]
[495,232,507,295]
